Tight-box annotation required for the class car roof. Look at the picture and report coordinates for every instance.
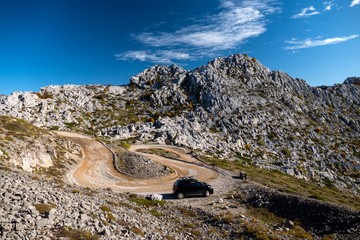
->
[176,176,198,182]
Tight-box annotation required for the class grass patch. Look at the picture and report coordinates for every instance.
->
[136,148,181,159]
[243,219,273,240]
[177,207,198,218]
[129,197,166,207]
[149,209,164,217]
[34,203,56,215]
[99,205,112,212]
[1,116,44,136]
[56,226,99,240]
[288,226,313,239]
[71,189,81,194]
[197,154,360,210]
[120,141,131,149]
[130,226,145,237]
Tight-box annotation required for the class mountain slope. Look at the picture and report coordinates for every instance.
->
[0,54,359,195]
[0,116,82,180]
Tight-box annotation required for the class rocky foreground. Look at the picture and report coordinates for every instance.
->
[1,168,359,240]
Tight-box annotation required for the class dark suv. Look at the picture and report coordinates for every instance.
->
[173,177,214,199]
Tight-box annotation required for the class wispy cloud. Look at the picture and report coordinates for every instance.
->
[350,0,360,7]
[292,6,320,19]
[114,50,190,64]
[116,0,278,64]
[323,1,334,10]
[285,35,359,50]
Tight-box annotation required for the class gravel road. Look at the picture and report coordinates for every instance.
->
[56,132,222,194]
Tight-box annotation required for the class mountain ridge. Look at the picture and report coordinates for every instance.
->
[0,54,359,195]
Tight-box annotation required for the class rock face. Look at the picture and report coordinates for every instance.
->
[0,54,359,194]
[240,183,360,237]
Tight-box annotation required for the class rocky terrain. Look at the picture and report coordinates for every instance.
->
[0,116,81,176]
[1,54,358,194]
[0,53,360,239]
[1,167,359,240]
[114,151,171,179]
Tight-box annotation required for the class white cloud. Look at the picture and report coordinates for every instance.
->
[285,35,359,50]
[117,0,278,63]
[114,50,190,64]
[135,7,266,50]
[292,6,320,19]
[323,1,334,10]
[350,0,360,7]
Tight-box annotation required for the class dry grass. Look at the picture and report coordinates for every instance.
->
[198,154,360,210]
[136,148,181,160]
[56,227,99,240]
[34,203,56,214]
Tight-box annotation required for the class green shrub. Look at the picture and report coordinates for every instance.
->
[99,205,111,212]
[120,142,131,149]
[149,209,164,217]
[129,197,165,207]
[281,148,291,157]
[130,226,145,237]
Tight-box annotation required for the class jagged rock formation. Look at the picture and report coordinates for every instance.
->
[0,54,359,194]
[102,54,360,194]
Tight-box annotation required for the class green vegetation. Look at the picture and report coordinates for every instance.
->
[56,227,99,240]
[149,209,164,217]
[129,196,166,208]
[71,189,81,194]
[177,207,198,218]
[136,148,180,160]
[197,154,360,210]
[120,141,131,149]
[281,148,291,157]
[99,205,111,212]
[130,226,145,237]
[244,207,313,240]
[0,116,45,137]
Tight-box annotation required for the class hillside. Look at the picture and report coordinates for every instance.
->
[0,54,360,239]
[0,116,81,179]
[1,54,358,195]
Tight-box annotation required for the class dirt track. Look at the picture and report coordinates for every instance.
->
[56,132,219,193]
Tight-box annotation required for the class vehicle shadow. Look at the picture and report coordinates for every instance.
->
[161,193,177,200]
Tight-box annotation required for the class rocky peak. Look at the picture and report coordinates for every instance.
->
[344,76,360,85]
[130,64,187,89]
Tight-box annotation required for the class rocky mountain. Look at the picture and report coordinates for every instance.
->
[0,54,359,195]
[1,53,360,239]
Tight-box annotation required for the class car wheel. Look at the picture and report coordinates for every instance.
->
[203,190,210,197]
[177,192,185,199]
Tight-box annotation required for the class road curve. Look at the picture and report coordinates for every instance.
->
[55,131,218,193]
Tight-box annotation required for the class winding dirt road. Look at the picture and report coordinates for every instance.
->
[56,132,219,193]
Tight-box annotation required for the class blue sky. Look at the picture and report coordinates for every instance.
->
[0,0,359,95]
